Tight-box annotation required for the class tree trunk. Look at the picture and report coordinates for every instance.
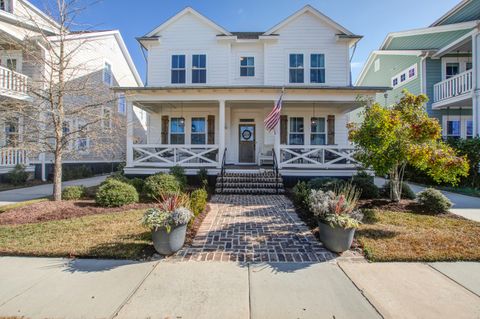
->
[389,166,402,202]
[52,150,62,201]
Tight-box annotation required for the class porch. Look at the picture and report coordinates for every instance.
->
[121,87,378,177]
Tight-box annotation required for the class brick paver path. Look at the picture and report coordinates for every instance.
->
[172,195,335,262]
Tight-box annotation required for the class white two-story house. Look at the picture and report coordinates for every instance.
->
[117,5,386,181]
[0,0,143,180]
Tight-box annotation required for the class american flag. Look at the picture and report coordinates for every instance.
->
[264,92,284,132]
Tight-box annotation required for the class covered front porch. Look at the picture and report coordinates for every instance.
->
[121,87,382,176]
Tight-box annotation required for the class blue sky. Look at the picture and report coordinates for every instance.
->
[31,0,460,83]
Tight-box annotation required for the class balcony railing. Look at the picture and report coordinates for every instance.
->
[0,66,28,96]
[0,148,29,167]
[279,145,359,169]
[132,144,219,167]
[433,70,473,103]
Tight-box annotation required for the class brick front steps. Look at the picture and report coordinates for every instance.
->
[215,171,285,195]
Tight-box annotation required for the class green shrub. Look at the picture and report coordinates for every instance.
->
[143,173,181,200]
[198,168,208,188]
[62,165,93,181]
[6,164,29,185]
[105,174,129,184]
[417,188,452,214]
[292,181,311,210]
[190,188,208,216]
[308,178,344,192]
[95,179,139,207]
[62,185,86,200]
[170,165,187,190]
[381,181,416,200]
[128,178,145,194]
[351,171,380,199]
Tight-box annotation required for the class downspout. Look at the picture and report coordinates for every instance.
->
[349,42,358,86]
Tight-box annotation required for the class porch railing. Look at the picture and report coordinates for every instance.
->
[0,148,29,167]
[279,145,359,169]
[132,144,220,167]
[433,69,473,103]
[0,66,28,95]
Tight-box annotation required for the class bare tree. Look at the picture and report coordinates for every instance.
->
[0,0,124,200]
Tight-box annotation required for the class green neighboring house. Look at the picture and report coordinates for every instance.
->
[356,0,480,139]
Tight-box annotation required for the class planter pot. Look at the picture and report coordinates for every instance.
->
[152,224,188,255]
[318,222,356,253]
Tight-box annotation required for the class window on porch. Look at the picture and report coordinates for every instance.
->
[289,117,304,145]
[446,120,461,139]
[310,117,326,145]
[191,117,206,144]
[466,120,473,139]
[170,117,185,144]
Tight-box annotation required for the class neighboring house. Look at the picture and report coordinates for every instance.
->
[357,0,480,140]
[0,0,144,180]
[116,5,386,183]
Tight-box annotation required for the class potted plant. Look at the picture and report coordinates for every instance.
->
[142,193,193,255]
[309,184,362,253]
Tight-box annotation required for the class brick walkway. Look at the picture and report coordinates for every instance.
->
[172,195,335,263]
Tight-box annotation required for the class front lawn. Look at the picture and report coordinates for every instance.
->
[356,209,480,262]
[0,210,153,259]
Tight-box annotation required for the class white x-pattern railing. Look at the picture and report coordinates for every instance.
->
[132,144,219,167]
[279,145,359,169]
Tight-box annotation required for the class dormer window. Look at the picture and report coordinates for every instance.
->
[0,0,12,12]
[240,57,255,77]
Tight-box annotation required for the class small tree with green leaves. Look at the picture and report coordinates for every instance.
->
[348,91,469,202]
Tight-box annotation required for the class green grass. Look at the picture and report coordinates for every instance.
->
[0,198,49,213]
[357,209,480,262]
[0,210,152,259]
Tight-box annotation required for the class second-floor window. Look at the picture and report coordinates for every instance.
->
[0,0,12,12]
[117,94,126,114]
[310,54,325,84]
[240,57,255,77]
[446,63,459,79]
[103,62,112,85]
[171,55,186,84]
[192,54,206,83]
[289,54,304,83]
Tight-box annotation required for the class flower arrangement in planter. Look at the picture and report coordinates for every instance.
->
[309,184,363,253]
[142,193,193,255]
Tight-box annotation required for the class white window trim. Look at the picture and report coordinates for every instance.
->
[310,53,326,84]
[102,106,112,130]
[286,51,327,85]
[117,94,126,115]
[103,60,113,86]
[288,53,305,84]
[191,53,207,85]
[441,57,472,80]
[75,119,90,154]
[238,55,256,78]
[374,59,380,72]
[310,117,327,145]
[0,50,23,73]
[391,63,418,89]
[288,116,305,145]
[169,117,186,144]
[171,54,186,84]
[442,115,473,139]
[191,117,207,145]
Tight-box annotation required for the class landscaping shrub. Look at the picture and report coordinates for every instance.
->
[6,164,29,185]
[292,181,311,210]
[381,181,416,200]
[62,185,86,200]
[197,168,208,188]
[143,173,181,200]
[190,188,208,216]
[351,171,380,199]
[417,188,452,214]
[62,165,93,181]
[95,179,139,207]
[170,165,187,190]
[308,178,344,192]
[128,178,145,194]
[105,174,129,184]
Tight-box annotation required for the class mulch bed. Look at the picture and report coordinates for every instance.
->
[0,200,152,226]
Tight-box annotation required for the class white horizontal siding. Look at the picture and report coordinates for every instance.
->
[230,43,264,85]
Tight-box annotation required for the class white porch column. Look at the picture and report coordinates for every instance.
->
[40,153,46,181]
[126,100,134,168]
[218,99,226,168]
[473,31,480,137]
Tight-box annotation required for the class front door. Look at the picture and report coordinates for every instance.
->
[239,124,255,163]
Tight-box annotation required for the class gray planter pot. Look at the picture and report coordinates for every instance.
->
[318,222,356,253]
[152,223,188,255]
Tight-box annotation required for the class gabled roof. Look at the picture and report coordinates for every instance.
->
[264,5,357,36]
[430,0,480,26]
[145,7,231,37]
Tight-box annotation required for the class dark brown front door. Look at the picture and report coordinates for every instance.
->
[239,124,255,163]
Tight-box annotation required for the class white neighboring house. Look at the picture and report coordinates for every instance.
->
[0,0,144,180]
[117,5,386,179]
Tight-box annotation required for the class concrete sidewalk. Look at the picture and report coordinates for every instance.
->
[374,177,480,222]
[0,257,479,319]
[0,175,108,206]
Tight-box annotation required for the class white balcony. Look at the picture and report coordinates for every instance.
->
[0,66,29,99]
[0,147,29,167]
[433,70,473,108]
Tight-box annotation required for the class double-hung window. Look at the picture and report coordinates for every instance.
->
[240,57,255,77]
[171,55,186,84]
[466,120,473,139]
[446,120,461,139]
[103,62,112,85]
[310,117,326,145]
[76,119,89,152]
[4,118,18,147]
[0,0,12,12]
[102,107,112,130]
[117,94,126,114]
[289,54,304,83]
[170,117,185,144]
[310,54,325,84]
[289,117,304,145]
[192,54,206,83]
[191,117,206,144]
[446,63,459,79]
